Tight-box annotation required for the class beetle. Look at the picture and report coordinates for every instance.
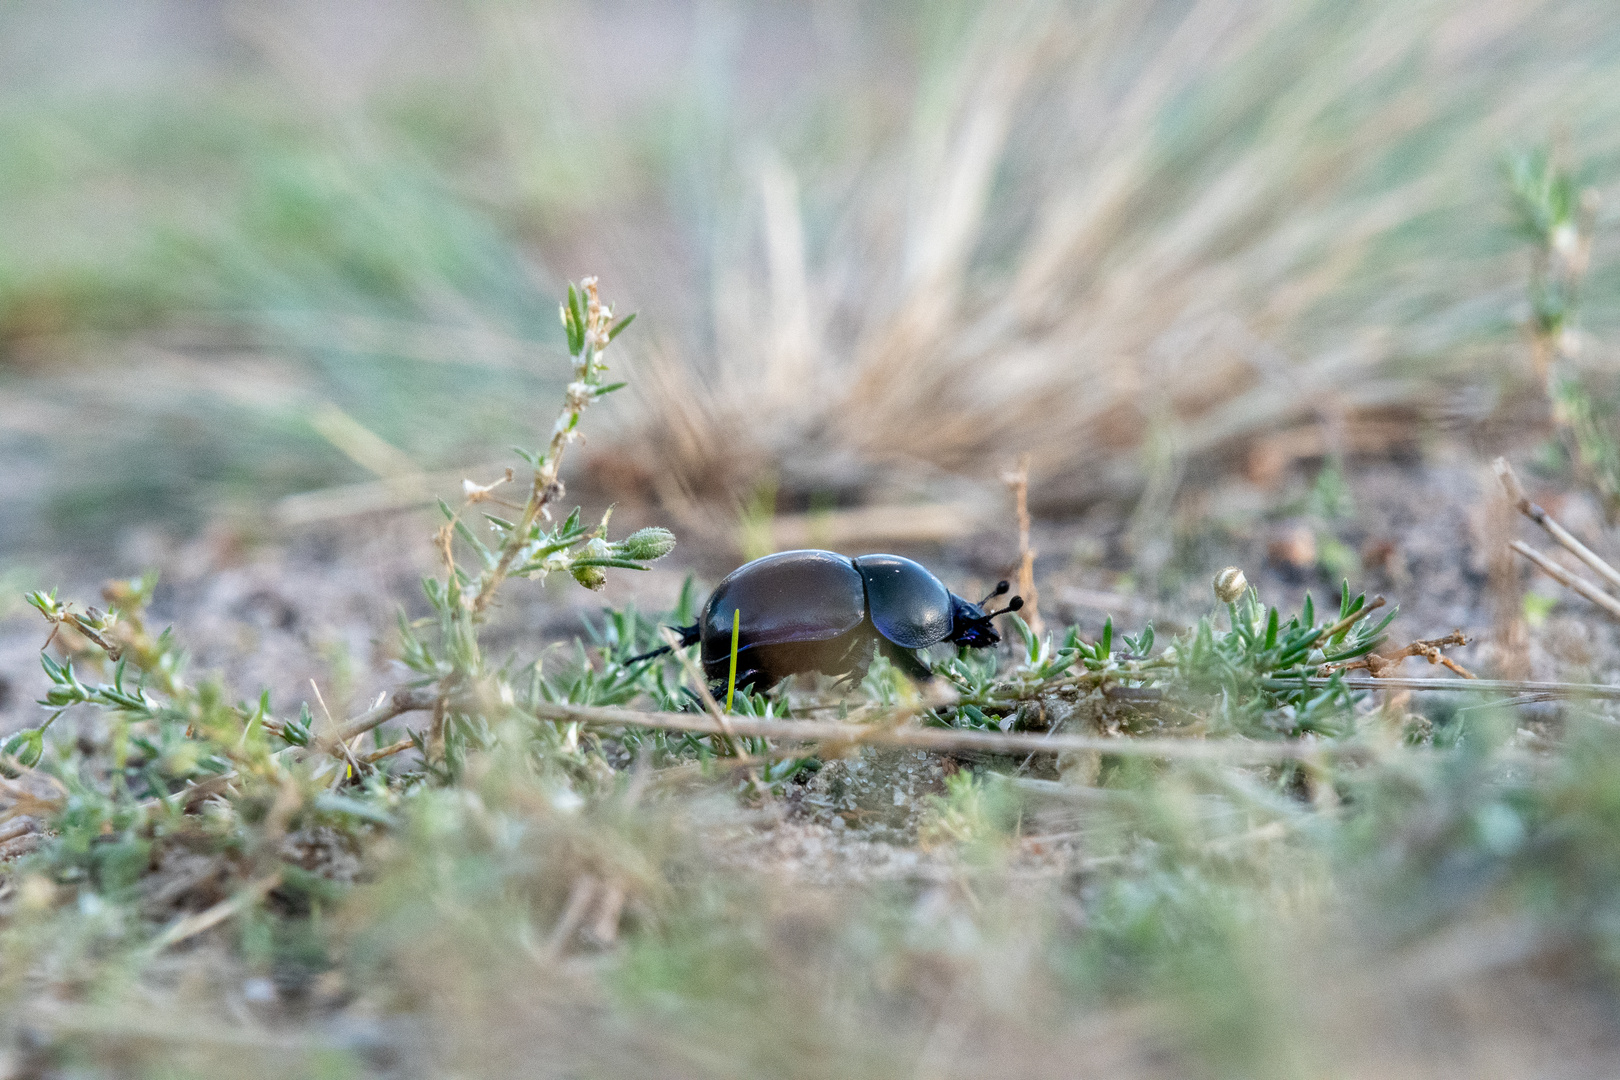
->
[630,549,1022,692]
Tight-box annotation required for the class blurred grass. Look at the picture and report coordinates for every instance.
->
[13,701,1620,1077]
[4,0,1620,558]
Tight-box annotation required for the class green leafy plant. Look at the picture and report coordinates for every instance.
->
[924,574,1391,745]
[1507,148,1616,511]
[919,769,1020,849]
[1179,582,1395,737]
[1,278,677,922]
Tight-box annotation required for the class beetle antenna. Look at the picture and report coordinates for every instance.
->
[623,644,671,665]
[978,580,1011,606]
[623,622,701,666]
[982,596,1024,619]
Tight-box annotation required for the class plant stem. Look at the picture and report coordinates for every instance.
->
[474,394,592,614]
[1495,456,1620,597]
[528,700,1379,764]
[1268,675,1620,700]
[313,686,440,755]
[1511,541,1620,622]
[471,277,614,617]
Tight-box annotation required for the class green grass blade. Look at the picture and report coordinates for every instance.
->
[725,607,740,713]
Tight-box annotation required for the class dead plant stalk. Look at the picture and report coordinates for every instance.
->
[1494,457,1620,622]
[1004,453,1043,638]
[529,700,1370,764]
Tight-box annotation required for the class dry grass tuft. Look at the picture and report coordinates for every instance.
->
[611,0,1620,512]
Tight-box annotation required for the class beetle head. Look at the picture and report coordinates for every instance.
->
[947,581,1024,649]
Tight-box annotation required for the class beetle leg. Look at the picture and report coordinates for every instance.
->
[725,666,776,696]
[879,639,934,683]
[829,634,877,689]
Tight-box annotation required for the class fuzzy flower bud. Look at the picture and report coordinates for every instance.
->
[1213,566,1248,605]
[570,537,612,591]
[613,527,677,562]
[571,563,608,591]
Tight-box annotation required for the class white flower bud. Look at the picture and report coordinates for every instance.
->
[1213,567,1248,605]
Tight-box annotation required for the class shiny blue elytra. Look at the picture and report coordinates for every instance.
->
[645,549,1021,693]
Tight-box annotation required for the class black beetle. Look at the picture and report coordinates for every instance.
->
[632,549,1022,692]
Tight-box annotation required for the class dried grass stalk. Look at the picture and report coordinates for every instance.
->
[617,0,1620,510]
[1495,457,1620,623]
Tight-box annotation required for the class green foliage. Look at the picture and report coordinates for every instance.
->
[1506,146,1620,512]
[1507,148,1587,337]
[1180,582,1395,737]
[6,582,290,905]
[1550,371,1620,512]
[929,580,1391,742]
[919,770,1020,849]
[1,280,673,935]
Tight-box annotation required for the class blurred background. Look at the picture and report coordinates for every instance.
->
[4,0,1620,701]
[12,5,1620,1075]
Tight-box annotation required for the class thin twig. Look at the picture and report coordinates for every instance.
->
[1487,461,1530,679]
[1495,457,1620,603]
[313,686,439,754]
[425,694,449,765]
[1320,631,1473,679]
[361,738,416,764]
[1277,675,1620,700]
[146,873,283,954]
[529,700,1373,764]
[1317,595,1386,643]
[1003,453,1043,638]
[1510,540,1620,622]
